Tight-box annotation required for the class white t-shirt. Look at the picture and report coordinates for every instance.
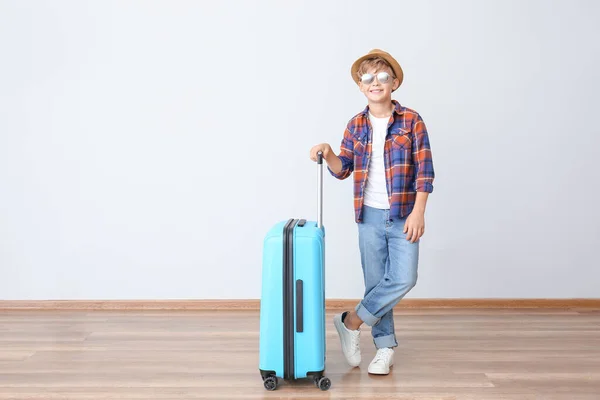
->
[364,113,390,209]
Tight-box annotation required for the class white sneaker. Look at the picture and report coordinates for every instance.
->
[333,312,361,367]
[368,348,394,375]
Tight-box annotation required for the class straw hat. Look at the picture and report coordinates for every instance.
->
[351,49,404,91]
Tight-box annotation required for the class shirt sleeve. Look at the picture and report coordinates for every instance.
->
[328,123,355,180]
[412,114,435,192]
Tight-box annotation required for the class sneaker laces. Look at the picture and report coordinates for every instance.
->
[373,348,393,363]
[349,330,360,352]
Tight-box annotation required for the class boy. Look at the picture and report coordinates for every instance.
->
[309,49,435,375]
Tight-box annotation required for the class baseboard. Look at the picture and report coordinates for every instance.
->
[0,298,599,311]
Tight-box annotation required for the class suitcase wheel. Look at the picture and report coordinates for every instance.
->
[315,376,331,391]
[263,376,278,391]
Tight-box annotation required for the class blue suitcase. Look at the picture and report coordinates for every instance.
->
[259,153,331,391]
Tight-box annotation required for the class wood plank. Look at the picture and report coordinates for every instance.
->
[0,352,35,361]
[1,298,599,310]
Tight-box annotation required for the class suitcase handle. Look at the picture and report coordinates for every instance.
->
[317,151,323,229]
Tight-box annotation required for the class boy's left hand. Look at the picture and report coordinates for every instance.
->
[404,210,425,243]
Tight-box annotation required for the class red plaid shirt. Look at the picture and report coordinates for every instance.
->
[329,100,435,223]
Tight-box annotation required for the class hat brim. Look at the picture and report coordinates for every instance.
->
[351,50,404,92]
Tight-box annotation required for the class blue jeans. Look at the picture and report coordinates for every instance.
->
[354,205,419,349]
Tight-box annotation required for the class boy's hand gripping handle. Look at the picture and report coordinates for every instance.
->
[317,151,323,229]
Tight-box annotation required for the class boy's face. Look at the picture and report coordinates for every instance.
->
[358,66,399,104]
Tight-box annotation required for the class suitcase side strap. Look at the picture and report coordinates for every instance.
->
[296,279,303,333]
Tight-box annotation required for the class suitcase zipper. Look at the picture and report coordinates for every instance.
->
[283,218,298,380]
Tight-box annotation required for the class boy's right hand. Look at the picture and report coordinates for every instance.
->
[309,143,332,162]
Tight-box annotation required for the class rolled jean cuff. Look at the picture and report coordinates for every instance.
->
[355,301,379,326]
[374,334,398,349]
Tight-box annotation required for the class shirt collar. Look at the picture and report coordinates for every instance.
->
[360,99,405,117]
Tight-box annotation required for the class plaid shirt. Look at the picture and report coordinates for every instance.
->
[328,100,435,223]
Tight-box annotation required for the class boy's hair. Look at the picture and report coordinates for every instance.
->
[355,57,396,81]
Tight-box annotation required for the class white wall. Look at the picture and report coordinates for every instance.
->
[1,0,599,300]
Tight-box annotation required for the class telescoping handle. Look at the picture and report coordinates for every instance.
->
[317,151,323,229]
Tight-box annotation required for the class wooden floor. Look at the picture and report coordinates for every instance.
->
[0,309,599,399]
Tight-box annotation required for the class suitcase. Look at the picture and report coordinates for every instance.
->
[258,152,331,391]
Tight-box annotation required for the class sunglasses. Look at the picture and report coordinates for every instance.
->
[360,72,395,85]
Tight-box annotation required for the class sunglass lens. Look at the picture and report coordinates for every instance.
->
[361,74,374,84]
[377,72,390,83]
